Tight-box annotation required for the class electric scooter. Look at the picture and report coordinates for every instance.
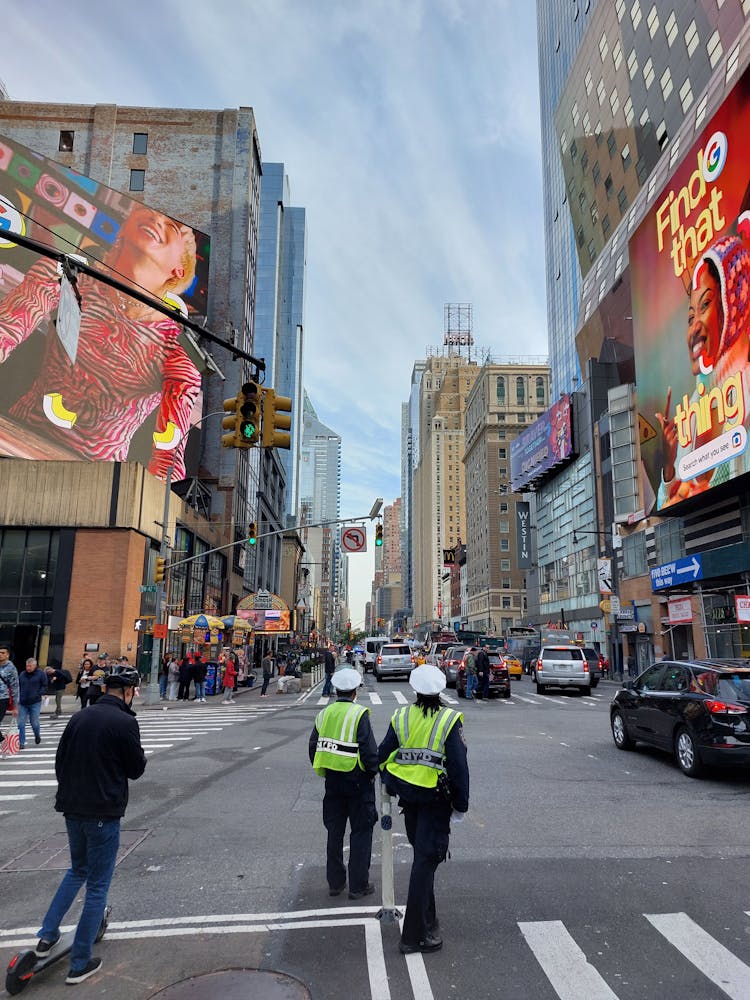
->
[5,906,111,995]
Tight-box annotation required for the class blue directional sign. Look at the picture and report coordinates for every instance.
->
[650,554,703,591]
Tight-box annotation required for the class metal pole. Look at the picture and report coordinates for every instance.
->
[377,785,401,923]
[147,462,174,704]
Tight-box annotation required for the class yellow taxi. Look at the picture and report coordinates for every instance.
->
[503,653,523,679]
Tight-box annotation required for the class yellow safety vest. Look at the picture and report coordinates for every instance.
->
[383,705,462,789]
[313,700,369,777]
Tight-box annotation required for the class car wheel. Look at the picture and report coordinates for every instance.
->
[585,684,594,696]
[503,688,511,699]
[536,682,546,695]
[675,726,705,778]
[592,680,599,688]
[375,669,382,682]
[611,710,634,750]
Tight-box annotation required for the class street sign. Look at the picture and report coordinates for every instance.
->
[668,597,693,623]
[609,596,621,614]
[153,623,168,639]
[590,621,598,630]
[342,526,367,553]
[650,554,703,590]
[597,558,613,595]
[139,585,157,593]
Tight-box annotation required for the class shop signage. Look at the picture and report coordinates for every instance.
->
[668,597,693,624]
[516,502,532,569]
[254,588,272,610]
[650,554,704,590]
[735,595,750,623]
[617,606,635,619]
[609,596,621,614]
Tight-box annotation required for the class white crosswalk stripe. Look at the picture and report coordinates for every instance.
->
[520,910,750,1000]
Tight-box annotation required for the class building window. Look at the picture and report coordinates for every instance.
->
[581,150,589,173]
[685,20,699,57]
[129,169,145,192]
[621,143,631,170]
[636,155,648,183]
[496,376,505,404]
[583,111,591,134]
[665,11,678,46]
[585,69,593,94]
[616,0,626,19]
[58,130,74,152]
[536,376,546,406]
[647,4,659,37]
[578,190,586,211]
[599,32,609,61]
[502,577,511,590]
[570,139,578,161]
[516,377,525,405]
[679,77,694,113]
[132,133,148,155]
[499,466,508,477]
[607,131,617,157]
[612,40,623,70]
[502,597,512,609]
[660,67,673,101]
[630,0,642,29]
[627,49,638,78]
[588,240,597,264]
[604,173,613,198]
[610,89,620,117]
[591,201,600,225]
[624,96,635,126]
[602,214,611,238]
[501,539,510,552]
[577,225,585,247]
[618,187,628,213]
[572,102,580,127]
[592,162,601,186]
[499,447,507,460]
[501,559,511,571]
[623,532,648,578]
[656,121,669,150]
[655,520,684,564]
[706,29,722,68]
[597,78,606,105]
[500,519,510,533]
[500,502,509,513]
[643,57,655,89]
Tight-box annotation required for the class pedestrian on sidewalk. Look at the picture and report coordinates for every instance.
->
[33,667,146,985]
[222,657,238,703]
[0,645,19,741]
[309,667,378,900]
[158,656,169,701]
[18,657,48,748]
[177,655,192,701]
[193,653,207,702]
[378,663,470,956]
[322,646,336,697]
[46,660,72,718]
[75,658,94,710]
[167,656,180,701]
[260,649,274,698]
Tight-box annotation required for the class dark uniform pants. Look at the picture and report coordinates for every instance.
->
[323,779,377,893]
[401,800,452,946]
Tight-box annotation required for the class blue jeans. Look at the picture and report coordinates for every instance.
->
[17,701,41,747]
[465,673,476,699]
[159,674,168,698]
[322,674,334,697]
[39,817,120,973]
[194,680,205,700]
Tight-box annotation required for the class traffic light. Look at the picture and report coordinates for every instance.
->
[261,388,292,449]
[375,523,383,547]
[221,381,261,448]
[248,523,257,546]
[154,556,167,584]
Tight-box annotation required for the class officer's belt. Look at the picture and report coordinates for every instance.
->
[394,747,444,769]
[316,738,358,756]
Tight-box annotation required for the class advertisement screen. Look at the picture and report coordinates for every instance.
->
[0,134,211,481]
[631,68,750,512]
[238,609,291,633]
[510,394,574,492]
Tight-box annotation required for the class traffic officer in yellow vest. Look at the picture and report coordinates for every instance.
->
[378,663,469,955]
[309,667,379,899]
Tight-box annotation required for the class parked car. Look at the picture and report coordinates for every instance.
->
[374,643,416,681]
[580,647,602,687]
[535,645,593,695]
[457,649,511,699]
[503,653,523,680]
[440,645,468,687]
[610,658,750,777]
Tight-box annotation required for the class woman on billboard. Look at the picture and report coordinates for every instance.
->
[655,226,750,509]
[0,205,201,481]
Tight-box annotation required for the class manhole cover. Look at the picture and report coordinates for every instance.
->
[150,970,311,1000]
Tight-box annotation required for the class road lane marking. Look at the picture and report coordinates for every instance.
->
[0,794,36,800]
[519,920,620,1000]
[393,692,408,704]
[648,912,750,1000]
[0,780,58,787]
[368,693,383,705]
[399,915,435,1000]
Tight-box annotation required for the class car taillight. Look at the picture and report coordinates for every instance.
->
[377,655,382,665]
[705,700,746,715]
[583,662,589,673]
[411,655,416,663]
[537,659,543,671]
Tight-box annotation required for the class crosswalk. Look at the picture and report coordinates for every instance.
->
[309,685,610,709]
[519,909,750,1000]
[0,704,280,807]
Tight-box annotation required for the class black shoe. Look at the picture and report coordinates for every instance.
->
[35,735,41,745]
[35,935,60,957]
[399,933,443,955]
[348,882,375,900]
[65,957,102,984]
[328,884,346,897]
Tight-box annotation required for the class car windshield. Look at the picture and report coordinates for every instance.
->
[543,648,583,660]
[382,646,410,656]
[447,647,467,659]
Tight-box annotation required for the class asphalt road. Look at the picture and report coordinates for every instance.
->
[2,673,750,999]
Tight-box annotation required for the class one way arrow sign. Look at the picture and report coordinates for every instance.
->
[650,553,704,591]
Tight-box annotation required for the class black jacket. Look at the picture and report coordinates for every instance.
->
[378,709,470,812]
[54,694,146,819]
[46,667,72,692]
[309,699,379,793]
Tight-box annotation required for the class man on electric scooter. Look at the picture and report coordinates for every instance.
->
[33,667,146,985]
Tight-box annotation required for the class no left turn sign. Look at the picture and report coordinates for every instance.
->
[342,526,367,553]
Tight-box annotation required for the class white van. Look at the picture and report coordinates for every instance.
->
[363,636,389,673]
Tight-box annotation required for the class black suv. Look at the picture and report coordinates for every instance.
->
[610,659,750,777]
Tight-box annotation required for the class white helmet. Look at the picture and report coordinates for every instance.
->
[332,667,362,692]
[409,664,446,695]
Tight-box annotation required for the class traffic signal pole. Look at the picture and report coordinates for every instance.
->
[145,460,174,705]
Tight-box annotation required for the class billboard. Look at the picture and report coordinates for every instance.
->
[510,394,574,492]
[0,134,212,481]
[515,501,531,569]
[631,67,750,512]
[238,609,292,633]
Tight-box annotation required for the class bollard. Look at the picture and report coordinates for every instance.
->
[377,785,402,922]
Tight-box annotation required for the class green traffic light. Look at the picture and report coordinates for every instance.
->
[249,536,256,545]
[240,421,256,440]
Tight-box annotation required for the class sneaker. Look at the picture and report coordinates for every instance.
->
[35,934,60,957]
[328,884,346,897]
[35,735,41,745]
[65,957,102,984]
[399,933,443,955]
[348,882,375,900]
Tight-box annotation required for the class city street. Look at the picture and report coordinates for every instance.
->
[2,673,750,999]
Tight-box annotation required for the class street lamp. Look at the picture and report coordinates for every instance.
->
[572,526,622,679]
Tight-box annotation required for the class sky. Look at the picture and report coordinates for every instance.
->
[1,0,548,625]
